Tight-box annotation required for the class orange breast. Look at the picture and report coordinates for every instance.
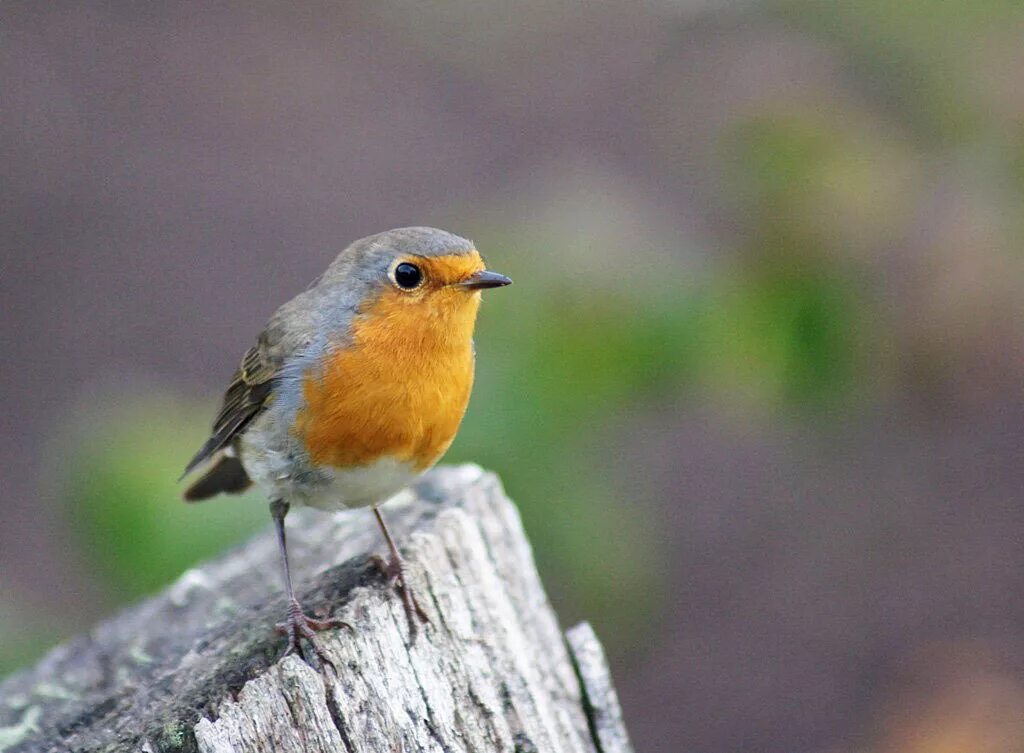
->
[295,283,480,471]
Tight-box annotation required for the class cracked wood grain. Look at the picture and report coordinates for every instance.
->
[0,465,634,753]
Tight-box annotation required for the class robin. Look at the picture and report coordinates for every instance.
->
[180,227,511,655]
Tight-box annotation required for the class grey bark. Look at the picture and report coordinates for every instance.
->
[0,465,634,753]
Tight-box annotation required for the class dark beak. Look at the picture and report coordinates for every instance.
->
[458,270,513,290]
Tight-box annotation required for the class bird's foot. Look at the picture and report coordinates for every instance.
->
[371,552,430,638]
[274,598,352,665]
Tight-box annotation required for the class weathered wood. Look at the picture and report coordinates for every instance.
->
[0,465,634,753]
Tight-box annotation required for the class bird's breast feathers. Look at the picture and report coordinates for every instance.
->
[293,283,479,474]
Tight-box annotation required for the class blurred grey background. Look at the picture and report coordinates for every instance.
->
[4,2,1024,751]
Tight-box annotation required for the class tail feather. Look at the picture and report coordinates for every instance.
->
[183,454,252,502]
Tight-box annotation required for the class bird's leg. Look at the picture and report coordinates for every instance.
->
[270,499,350,661]
[371,506,429,636]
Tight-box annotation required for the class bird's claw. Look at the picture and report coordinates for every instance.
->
[274,599,351,666]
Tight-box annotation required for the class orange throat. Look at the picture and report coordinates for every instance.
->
[296,268,482,472]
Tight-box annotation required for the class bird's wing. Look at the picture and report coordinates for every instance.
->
[181,339,279,479]
[181,275,347,487]
[182,279,333,483]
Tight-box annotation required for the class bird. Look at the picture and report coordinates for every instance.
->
[180,227,511,656]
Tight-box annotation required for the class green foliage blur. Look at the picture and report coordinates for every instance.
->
[62,398,268,600]
[1,399,269,676]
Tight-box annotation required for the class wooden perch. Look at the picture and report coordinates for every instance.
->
[0,465,634,753]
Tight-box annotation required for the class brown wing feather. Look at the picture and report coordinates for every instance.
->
[181,344,278,480]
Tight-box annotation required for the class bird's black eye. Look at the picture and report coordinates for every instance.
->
[393,262,423,290]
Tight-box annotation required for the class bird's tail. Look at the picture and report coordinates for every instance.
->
[183,454,252,502]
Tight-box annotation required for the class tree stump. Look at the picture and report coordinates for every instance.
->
[0,465,634,753]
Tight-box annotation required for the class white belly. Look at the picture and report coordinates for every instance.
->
[240,434,421,511]
[301,457,422,511]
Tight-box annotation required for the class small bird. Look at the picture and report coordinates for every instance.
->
[181,227,511,654]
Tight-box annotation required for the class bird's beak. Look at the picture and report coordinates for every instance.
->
[458,270,513,290]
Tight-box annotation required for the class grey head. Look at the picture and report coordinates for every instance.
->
[257,227,478,366]
[317,226,476,290]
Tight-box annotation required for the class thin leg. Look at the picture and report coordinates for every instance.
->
[271,499,298,605]
[270,499,350,660]
[372,506,429,636]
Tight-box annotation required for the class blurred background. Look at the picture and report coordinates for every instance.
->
[3,1,1024,750]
